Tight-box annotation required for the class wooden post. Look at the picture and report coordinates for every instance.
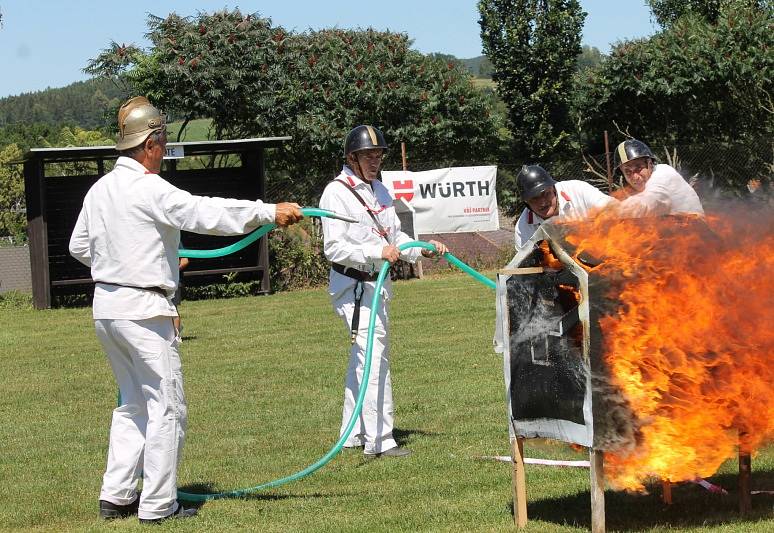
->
[603,131,613,193]
[661,479,672,505]
[589,449,606,533]
[400,141,423,279]
[24,158,51,309]
[510,437,528,528]
[739,432,752,514]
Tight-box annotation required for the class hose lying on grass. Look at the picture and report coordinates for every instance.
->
[176,240,495,501]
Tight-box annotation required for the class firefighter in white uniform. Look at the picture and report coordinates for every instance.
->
[514,165,617,248]
[69,97,302,523]
[614,139,705,217]
[319,125,447,458]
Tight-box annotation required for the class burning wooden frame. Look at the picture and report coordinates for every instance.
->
[495,215,766,531]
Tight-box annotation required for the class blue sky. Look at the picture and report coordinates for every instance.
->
[0,0,657,98]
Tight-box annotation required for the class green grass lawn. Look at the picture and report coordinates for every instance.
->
[167,118,214,142]
[1,272,772,531]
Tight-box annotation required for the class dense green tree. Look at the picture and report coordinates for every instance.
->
[647,0,724,26]
[573,2,773,191]
[478,0,585,160]
[574,3,773,145]
[0,143,25,244]
[86,9,500,202]
[646,0,768,27]
[0,123,61,152]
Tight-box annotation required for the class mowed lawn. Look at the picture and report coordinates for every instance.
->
[1,272,772,532]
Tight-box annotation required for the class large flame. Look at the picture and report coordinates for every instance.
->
[563,210,774,490]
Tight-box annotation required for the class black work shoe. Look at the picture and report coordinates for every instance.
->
[139,504,198,524]
[99,498,139,520]
[375,446,412,458]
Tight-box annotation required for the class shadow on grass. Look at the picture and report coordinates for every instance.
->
[516,469,774,531]
[393,427,435,446]
[178,482,318,502]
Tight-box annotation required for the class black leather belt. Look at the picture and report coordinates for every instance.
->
[100,282,168,297]
[331,264,377,344]
[332,263,379,282]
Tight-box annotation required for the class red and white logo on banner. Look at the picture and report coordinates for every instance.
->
[391,179,414,202]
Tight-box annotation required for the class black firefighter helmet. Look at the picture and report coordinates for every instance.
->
[614,139,655,169]
[516,165,557,200]
[344,125,389,156]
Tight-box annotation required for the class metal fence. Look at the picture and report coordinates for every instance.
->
[2,137,771,245]
[260,137,772,215]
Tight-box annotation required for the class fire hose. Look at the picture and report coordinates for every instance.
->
[172,233,495,501]
[178,207,358,259]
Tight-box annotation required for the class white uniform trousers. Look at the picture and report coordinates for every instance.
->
[95,317,186,520]
[333,282,398,455]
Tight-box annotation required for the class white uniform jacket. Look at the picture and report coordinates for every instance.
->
[319,166,423,298]
[515,180,616,249]
[619,164,705,218]
[69,156,277,319]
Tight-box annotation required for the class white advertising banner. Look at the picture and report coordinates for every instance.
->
[381,166,499,234]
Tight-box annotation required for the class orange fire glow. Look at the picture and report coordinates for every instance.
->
[563,211,774,490]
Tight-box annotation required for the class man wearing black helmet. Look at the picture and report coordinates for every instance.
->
[615,139,704,217]
[319,125,447,458]
[514,165,616,248]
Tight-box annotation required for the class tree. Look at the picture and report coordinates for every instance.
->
[478,0,585,160]
[86,9,500,202]
[576,45,604,72]
[0,144,25,244]
[575,2,772,144]
[646,0,769,27]
[647,0,725,26]
[573,2,773,191]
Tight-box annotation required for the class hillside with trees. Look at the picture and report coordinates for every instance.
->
[0,78,127,129]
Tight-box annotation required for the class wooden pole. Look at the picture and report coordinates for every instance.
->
[661,479,672,505]
[510,437,528,528]
[400,141,423,279]
[589,449,606,533]
[739,432,752,514]
[603,130,613,192]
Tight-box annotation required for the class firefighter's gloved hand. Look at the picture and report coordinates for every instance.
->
[381,244,400,263]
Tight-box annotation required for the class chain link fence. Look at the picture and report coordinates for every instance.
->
[2,137,771,245]
[260,136,772,217]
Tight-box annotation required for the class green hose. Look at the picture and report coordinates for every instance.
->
[178,207,356,259]
[176,240,495,501]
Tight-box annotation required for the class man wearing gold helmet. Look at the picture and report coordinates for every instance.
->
[69,96,303,523]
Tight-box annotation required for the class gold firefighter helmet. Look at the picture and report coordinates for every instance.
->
[115,96,167,151]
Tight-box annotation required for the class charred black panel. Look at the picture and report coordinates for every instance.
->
[507,271,585,425]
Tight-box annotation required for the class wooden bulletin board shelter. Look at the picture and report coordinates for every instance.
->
[23,137,290,309]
